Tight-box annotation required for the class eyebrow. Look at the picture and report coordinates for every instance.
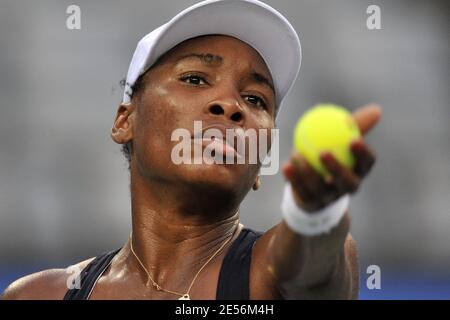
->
[176,52,275,94]
[250,71,275,94]
[176,53,223,66]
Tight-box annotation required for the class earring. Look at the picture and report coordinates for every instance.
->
[252,176,261,191]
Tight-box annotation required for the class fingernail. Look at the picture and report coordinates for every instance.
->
[351,139,363,148]
[324,175,333,184]
[320,152,332,163]
[292,154,303,168]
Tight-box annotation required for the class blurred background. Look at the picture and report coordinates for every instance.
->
[0,0,448,299]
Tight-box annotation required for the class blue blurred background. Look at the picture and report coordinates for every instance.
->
[0,0,449,299]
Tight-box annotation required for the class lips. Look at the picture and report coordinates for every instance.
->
[199,136,241,158]
[191,123,245,159]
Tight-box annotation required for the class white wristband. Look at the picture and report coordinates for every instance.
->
[281,184,350,236]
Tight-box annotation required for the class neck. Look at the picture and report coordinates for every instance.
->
[122,167,242,287]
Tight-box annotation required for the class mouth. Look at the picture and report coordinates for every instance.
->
[195,136,242,159]
[188,122,248,163]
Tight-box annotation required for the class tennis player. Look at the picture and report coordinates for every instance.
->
[2,0,381,300]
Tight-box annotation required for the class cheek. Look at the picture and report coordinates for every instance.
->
[143,81,203,125]
[133,82,204,166]
[132,92,173,165]
[137,82,186,134]
[250,116,275,151]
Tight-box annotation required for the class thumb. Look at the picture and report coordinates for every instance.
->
[352,104,383,135]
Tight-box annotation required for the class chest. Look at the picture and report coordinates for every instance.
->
[88,251,279,300]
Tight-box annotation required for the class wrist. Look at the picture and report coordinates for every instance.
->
[281,183,350,236]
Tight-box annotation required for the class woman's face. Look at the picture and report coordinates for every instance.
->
[125,35,276,200]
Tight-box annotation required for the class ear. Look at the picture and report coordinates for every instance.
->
[111,103,135,145]
[252,175,261,191]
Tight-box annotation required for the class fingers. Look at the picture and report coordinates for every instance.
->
[283,138,377,212]
[282,162,311,208]
[291,153,329,197]
[283,153,339,212]
[350,139,376,178]
[352,104,382,135]
[320,152,361,194]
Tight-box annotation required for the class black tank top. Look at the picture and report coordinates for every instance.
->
[64,228,262,300]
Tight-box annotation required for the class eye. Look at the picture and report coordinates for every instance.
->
[179,73,208,85]
[244,95,267,109]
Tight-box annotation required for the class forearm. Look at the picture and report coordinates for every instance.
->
[268,212,358,299]
[269,105,380,299]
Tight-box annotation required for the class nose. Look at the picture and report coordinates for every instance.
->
[206,97,244,124]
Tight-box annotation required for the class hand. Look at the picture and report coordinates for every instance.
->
[282,104,382,212]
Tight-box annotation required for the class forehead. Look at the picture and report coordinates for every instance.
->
[157,35,273,82]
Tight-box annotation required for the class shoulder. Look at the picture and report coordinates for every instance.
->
[249,225,283,299]
[1,257,95,300]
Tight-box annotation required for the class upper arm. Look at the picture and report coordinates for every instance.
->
[249,225,283,299]
[344,233,360,299]
[251,224,360,300]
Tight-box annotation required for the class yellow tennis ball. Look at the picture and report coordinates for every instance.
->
[293,104,361,176]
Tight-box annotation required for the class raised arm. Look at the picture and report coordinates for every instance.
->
[257,105,382,299]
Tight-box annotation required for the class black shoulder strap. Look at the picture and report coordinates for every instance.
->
[63,248,121,300]
[64,228,263,300]
[216,228,263,300]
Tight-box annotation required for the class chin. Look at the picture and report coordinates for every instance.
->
[178,162,248,193]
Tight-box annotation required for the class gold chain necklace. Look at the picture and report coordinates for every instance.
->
[129,221,238,300]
